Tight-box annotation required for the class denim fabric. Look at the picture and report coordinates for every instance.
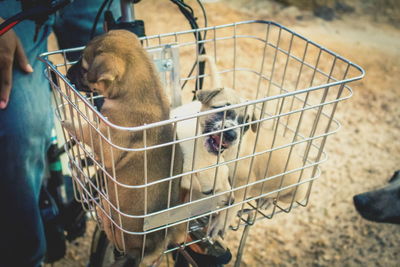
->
[0,1,120,266]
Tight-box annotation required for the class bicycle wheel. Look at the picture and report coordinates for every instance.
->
[88,225,115,267]
[88,225,137,267]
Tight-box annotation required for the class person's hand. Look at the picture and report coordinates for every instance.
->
[0,18,33,109]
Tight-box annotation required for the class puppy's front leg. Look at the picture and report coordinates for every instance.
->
[209,205,238,238]
[62,119,92,146]
[62,118,111,165]
[256,197,274,210]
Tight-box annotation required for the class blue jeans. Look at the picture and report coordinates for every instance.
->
[0,1,119,266]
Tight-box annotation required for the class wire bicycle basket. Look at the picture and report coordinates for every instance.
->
[39,20,364,263]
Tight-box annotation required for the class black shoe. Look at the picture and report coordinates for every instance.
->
[171,233,231,267]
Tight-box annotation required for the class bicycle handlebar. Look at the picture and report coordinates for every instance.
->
[0,0,71,38]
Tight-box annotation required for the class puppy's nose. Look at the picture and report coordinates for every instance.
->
[223,130,237,142]
[353,194,371,209]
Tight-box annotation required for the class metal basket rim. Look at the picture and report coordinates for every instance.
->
[38,20,365,132]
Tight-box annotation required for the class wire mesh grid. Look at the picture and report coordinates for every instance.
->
[39,20,364,258]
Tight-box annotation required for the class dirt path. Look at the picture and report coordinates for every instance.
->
[48,1,400,266]
[221,3,400,266]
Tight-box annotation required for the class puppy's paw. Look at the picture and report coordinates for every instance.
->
[61,119,88,142]
[257,197,273,210]
[208,212,230,238]
[61,119,75,134]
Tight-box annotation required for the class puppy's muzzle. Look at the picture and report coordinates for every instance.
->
[67,58,91,93]
[353,193,381,222]
[353,194,370,210]
[67,58,104,111]
[204,110,240,155]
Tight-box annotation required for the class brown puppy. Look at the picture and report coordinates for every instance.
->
[65,30,184,265]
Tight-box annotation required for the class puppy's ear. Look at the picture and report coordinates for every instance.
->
[196,89,223,105]
[87,53,125,93]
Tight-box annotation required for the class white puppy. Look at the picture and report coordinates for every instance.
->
[170,101,232,208]
[182,56,308,237]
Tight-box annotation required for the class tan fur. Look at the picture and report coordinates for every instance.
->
[64,30,185,265]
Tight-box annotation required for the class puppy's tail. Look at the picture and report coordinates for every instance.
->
[198,55,222,89]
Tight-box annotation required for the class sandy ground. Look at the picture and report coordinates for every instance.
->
[47,0,400,266]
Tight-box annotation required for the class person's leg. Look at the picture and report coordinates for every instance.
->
[53,0,121,61]
[0,2,54,266]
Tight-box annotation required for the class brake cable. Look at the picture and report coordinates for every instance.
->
[170,0,208,94]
